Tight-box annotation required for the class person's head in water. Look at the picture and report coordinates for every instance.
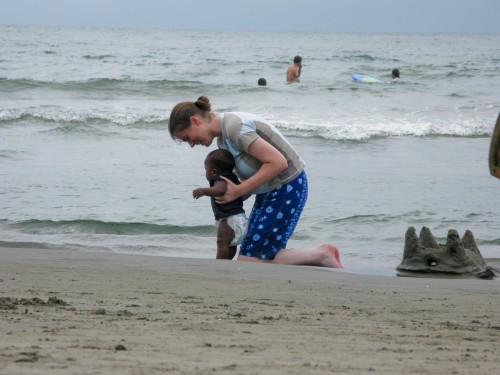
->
[287,55,303,83]
[392,68,400,79]
[257,78,267,86]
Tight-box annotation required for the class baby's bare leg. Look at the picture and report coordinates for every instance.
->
[216,219,237,260]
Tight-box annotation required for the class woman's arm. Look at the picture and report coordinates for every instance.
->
[216,138,287,203]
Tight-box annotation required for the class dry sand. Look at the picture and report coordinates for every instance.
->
[0,247,499,374]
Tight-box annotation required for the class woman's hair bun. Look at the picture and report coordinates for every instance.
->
[195,96,211,112]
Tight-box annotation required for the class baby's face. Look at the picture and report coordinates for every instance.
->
[204,162,217,181]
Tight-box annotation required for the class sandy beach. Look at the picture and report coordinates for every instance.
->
[0,247,499,374]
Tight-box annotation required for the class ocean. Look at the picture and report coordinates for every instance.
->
[1,25,499,276]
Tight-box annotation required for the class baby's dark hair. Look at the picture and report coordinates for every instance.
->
[205,149,235,173]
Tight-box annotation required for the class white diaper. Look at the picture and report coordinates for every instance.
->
[217,213,248,246]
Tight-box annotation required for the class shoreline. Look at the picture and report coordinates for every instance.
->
[1,247,499,374]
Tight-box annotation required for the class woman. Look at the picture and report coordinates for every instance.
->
[168,96,343,268]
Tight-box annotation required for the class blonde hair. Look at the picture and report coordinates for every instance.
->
[168,96,212,139]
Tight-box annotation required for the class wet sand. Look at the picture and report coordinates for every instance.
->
[0,247,499,374]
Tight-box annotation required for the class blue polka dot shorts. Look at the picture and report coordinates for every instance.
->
[240,170,308,260]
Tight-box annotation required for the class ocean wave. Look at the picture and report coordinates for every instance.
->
[0,107,166,127]
[280,118,492,141]
[341,54,376,62]
[323,211,499,229]
[0,150,31,160]
[0,219,217,258]
[83,54,116,60]
[326,212,429,226]
[0,77,174,93]
[0,241,53,249]
[5,219,216,237]
[0,77,244,97]
[1,106,493,140]
[484,238,500,246]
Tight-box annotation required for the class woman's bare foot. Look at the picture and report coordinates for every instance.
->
[318,244,344,268]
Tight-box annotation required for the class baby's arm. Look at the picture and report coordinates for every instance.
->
[193,180,227,199]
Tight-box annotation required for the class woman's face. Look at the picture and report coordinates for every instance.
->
[173,115,213,148]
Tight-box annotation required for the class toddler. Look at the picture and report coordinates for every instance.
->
[193,149,248,259]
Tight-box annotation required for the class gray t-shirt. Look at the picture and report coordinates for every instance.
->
[218,112,305,195]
